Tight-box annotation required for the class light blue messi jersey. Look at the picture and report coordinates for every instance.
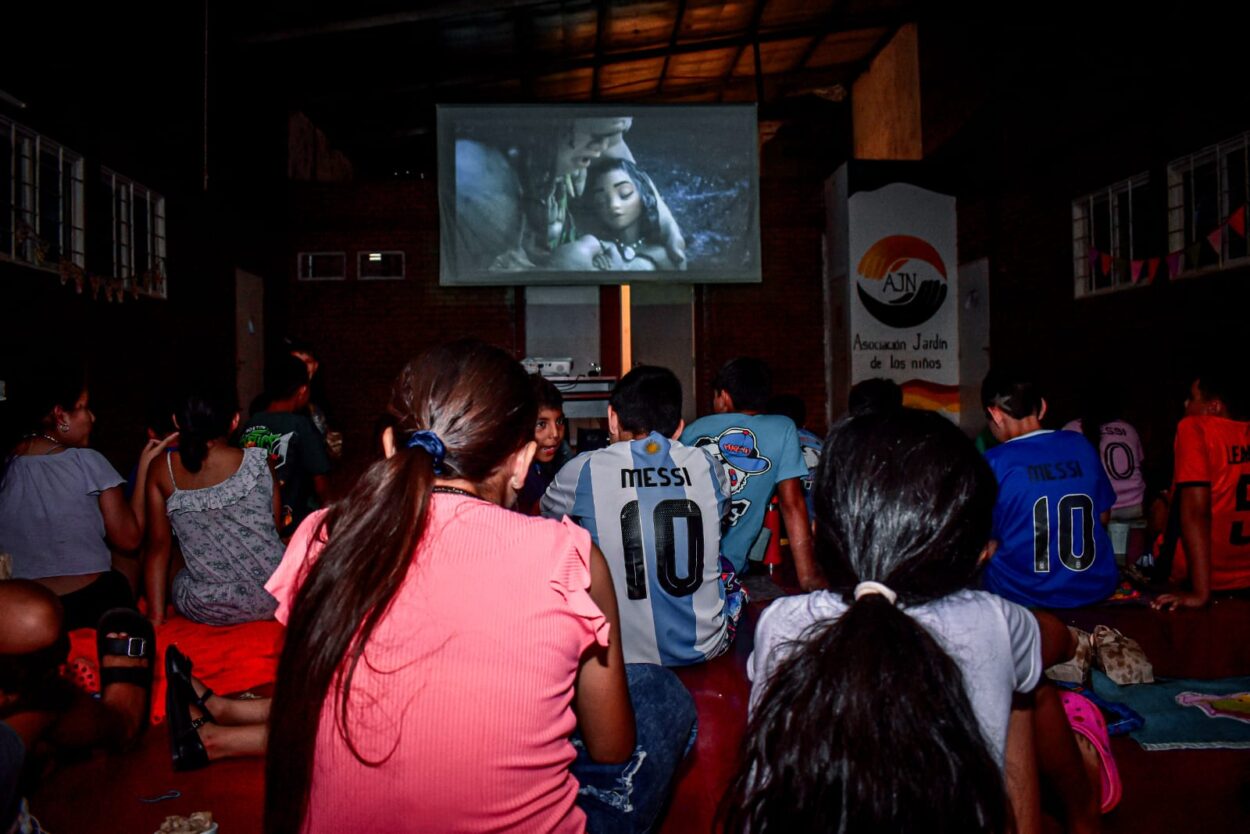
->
[984,430,1118,608]
[680,413,808,572]
[541,432,730,666]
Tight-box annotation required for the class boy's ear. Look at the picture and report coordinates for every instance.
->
[607,406,621,441]
[670,418,685,441]
[985,406,1006,428]
[1038,398,1048,421]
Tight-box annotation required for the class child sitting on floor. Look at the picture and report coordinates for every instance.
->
[981,367,1119,609]
[144,383,285,626]
[514,373,569,515]
[728,408,1117,832]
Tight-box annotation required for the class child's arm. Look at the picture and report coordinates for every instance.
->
[1153,485,1212,610]
[574,544,635,763]
[142,462,173,625]
[1034,610,1077,669]
[777,477,825,591]
[128,434,178,536]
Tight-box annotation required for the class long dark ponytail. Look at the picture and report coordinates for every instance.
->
[264,340,536,834]
[722,409,1007,834]
[172,384,237,473]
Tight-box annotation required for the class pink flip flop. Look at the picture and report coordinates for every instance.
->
[1060,690,1122,813]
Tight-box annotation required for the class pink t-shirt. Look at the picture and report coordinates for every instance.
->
[1062,419,1147,510]
[266,495,609,833]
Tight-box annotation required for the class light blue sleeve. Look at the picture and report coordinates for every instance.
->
[773,418,809,483]
[539,454,585,519]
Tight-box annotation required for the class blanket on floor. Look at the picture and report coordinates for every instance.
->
[1092,670,1250,750]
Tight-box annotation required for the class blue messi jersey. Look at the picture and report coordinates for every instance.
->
[541,433,730,666]
[984,430,1118,608]
[680,413,808,572]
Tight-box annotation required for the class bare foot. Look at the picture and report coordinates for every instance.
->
[99,631,150,747]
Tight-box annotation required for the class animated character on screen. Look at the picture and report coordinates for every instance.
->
[455,116,685,272]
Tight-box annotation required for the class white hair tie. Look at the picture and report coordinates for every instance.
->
[853,581,898,605]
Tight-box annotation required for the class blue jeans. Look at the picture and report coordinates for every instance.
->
[571,663,697,834]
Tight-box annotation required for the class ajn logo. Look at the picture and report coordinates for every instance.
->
[855,235,948,329]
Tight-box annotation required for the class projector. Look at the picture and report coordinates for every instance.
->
[522,357,573,377]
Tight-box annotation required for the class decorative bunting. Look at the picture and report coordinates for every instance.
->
[1130,260,1144,283]
[1100,253,1113,275]
[1229,205,1247,237]
[1166,251,1184,277]
[1207,226,1225,254]
[1144,258,1160,284]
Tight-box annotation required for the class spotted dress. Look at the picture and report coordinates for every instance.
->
[166,447,284,625]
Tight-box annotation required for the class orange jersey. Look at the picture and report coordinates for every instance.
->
[1170,415,1250,590]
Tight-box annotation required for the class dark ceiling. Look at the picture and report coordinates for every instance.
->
[227,0,916,170]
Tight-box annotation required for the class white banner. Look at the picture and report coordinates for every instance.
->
[848,182,959,416]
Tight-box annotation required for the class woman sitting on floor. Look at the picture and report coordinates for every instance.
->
[0,366,172,630]
[143,383,285,626]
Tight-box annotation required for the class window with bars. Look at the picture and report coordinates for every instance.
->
[1072,174,1150,296]
[100,168,167,297]
[0,117,84,270]
[1167,132,1250,273]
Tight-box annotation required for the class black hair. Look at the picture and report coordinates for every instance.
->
[144,391,178,438]
[981,366,1043,420]
[1,362,87,482]
[712,357,772,413]
[610,365,683,438]
[766,394,807,428]
[1196,364,1249,420]
[266,353,311,402]
[173,383,239,473]
[266,340,536,834]
[530,373,564,412]
[722,409,1006,834]
[848,377,903,415]
[581,156,661,239]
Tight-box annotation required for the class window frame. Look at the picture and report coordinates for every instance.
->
[1167,131,1250,277]
[297,251,347,281]
[1,116,85,271]
[100,167,168,298]
[357,250,405,281]
[1072,172,1149,298]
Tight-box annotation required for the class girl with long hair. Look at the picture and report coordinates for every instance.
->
[263,340,694,833]
[143,383,285,625]
[724,408,1114,833]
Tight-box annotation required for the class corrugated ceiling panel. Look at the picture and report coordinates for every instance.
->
[439,13,515,54]
[603,1,677,53]
[678,0,754,42]
[805,27,889,68]
[759,0,837,31]
[598,56,665,97]
[731,36,812,76]
[663,46,737,89]
[531,4,599,57]
[533,66,594,99]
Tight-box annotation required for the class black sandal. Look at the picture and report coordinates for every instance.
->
[165,646,212,771]
[165,646,216,721]
[95,608,156,744]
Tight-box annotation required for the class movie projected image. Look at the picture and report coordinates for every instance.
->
[438,104,761,285]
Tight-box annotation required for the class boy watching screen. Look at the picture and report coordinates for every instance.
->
[1153,368,1250,610]
[239,354,331,537]
[681,358,822,590]
[980,368,1118,608]
[542,366,737,666]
